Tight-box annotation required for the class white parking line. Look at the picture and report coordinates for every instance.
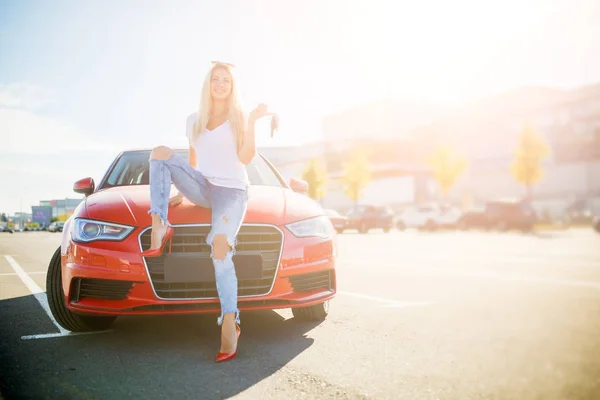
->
[0,271,46,276]
[21,331,108,340]
[451,271,600,291]
[4,255,110,340]
[337,291,434,308]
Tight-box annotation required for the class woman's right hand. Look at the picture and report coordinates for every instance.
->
[169,193,184,207]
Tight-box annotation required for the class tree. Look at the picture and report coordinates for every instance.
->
[57,213,71,222]
[341,149,371,206]
[428,145,468,199]
[510,123,551,198]
[301,158,327,201]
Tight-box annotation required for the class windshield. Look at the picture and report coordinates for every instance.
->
[98,150,285,189]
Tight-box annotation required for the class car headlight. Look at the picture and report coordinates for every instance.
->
[71,218,134,243]
[286,216,335,238]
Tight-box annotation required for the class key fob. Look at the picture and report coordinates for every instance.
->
[270,115,279,137]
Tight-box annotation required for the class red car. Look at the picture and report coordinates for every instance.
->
[47,149,337,332]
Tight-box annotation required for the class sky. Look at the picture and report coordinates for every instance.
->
[1,0,600,214]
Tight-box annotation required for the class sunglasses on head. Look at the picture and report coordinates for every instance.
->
[211,61,235,68]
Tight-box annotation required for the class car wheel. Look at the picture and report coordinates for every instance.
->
[292,301,329,321]
[47,246,116,332]
[358,222,369,234]
[496,221,508,231]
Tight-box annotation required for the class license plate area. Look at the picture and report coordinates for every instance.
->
[163,253,263,283]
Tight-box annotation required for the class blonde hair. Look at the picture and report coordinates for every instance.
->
[191,63,246,150]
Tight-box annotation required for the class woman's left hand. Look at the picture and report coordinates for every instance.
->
[249,104,274,123]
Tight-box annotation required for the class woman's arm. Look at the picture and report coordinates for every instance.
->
[189,146,198,168]
[237,120,256,165]
[238,104,272,165]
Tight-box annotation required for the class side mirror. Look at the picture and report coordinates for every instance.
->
[74,177,95,196]
[289,177,308,194]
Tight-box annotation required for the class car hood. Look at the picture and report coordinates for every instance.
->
[84,185,323,227]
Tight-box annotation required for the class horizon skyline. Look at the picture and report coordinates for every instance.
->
[2,78,600,217]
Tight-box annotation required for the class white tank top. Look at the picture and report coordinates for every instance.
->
[185,112,249,190]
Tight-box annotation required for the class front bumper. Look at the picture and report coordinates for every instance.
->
[62,224,336,316]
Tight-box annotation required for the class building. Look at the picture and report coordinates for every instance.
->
[31,206,52,227]
[409,84,600,216]
[7,212,33,230]
[264,82,600,216]
[36,198,83,221]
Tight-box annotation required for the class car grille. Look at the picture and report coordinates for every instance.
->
[70,278,135,302]
[140,225,283,299]
[288,270,334,293]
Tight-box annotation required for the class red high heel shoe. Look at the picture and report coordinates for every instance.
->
[215,324,241,363]
[140,225,175,257]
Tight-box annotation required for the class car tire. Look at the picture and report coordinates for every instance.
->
[425,220,436,231]
[496,221,508,232]
[358,222,369,234]
[47,246,116,332]
[292,301,329,321]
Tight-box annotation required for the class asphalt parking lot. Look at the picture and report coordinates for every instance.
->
[1,228,599,400]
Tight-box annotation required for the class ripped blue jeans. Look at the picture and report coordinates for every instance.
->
[147,153,248,326]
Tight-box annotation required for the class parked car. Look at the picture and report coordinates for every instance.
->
[324,209,347,233]
[46,149,336,332]
[396,204,461,231]
[343,205,395,233]
[564,198,594,224]
[48,222,65,232]
[457,205,489,230]
[460,199,536,231]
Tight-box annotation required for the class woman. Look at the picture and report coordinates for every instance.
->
[143,61,272,362]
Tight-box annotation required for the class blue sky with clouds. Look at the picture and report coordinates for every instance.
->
[1,0,599,214]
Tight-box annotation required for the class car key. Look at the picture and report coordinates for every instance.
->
[270,114,279,138]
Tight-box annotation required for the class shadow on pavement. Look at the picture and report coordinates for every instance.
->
[0,294,322,400]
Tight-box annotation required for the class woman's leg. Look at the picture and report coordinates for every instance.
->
[147,146,211,249]
[206,184,248,354]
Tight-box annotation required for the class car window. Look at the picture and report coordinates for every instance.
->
[485,203,500,213]
[378,206,393,215]
[520,202,534,212]
[100,150,284,189]
[347,206,366,216]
